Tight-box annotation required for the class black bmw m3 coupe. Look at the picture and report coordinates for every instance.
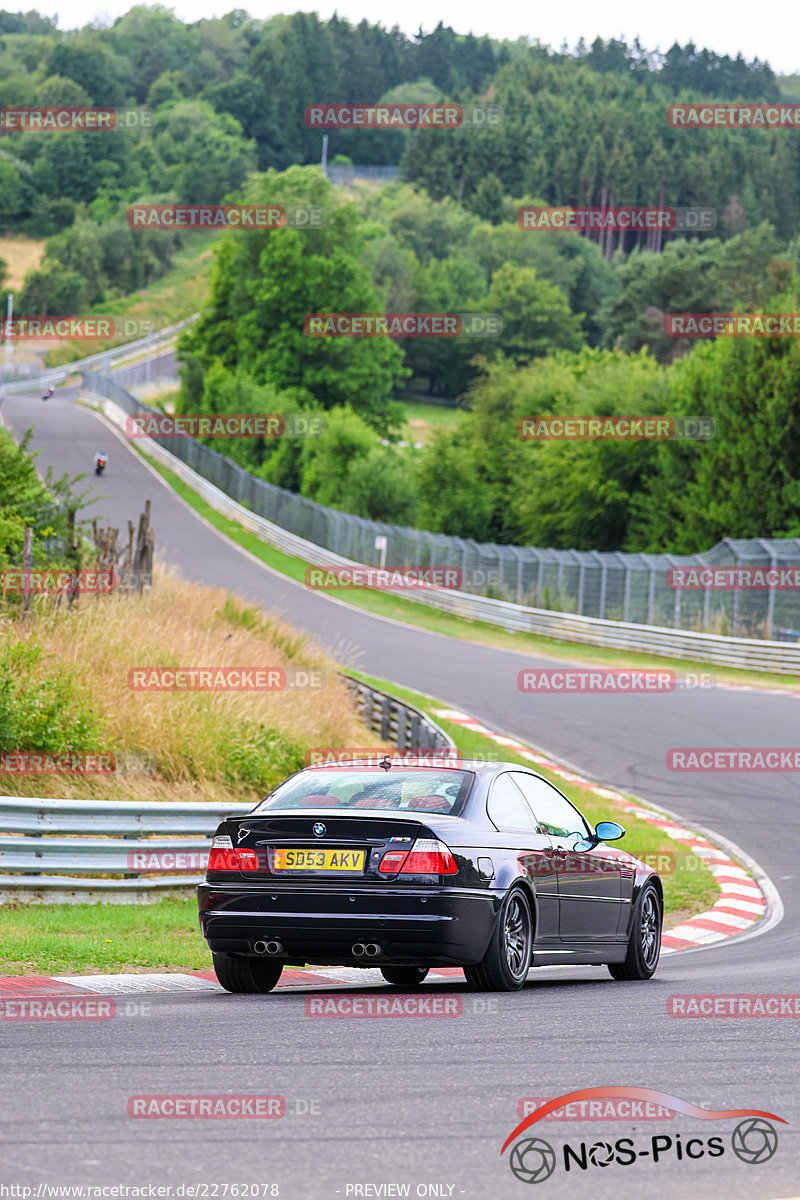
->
[198,758,663,993]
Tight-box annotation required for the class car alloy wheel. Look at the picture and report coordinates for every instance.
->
[640,890,660,970]
[504,890,532,979]
[464,887,533,991]
[607,882,662,981]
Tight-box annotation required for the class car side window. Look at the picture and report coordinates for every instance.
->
[511,773,592,840]
[487,773,539,832]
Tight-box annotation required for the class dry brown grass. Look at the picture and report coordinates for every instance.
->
[1,569,379,804]
[0,235,46,289]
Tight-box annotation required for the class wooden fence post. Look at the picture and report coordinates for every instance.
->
[21,526,33,618]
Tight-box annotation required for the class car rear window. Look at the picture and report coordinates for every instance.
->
[253,769,473,816]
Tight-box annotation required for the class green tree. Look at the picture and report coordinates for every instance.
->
[467,173,506,224]
[46,39,127,106]
[631,314,800,552]
[107,5,198,101]
[401,253,487,397]
[0,427,87,572]
[298,405,416,522]
[484,262,583,364]
[0,156,23,221]
[363,183,479,264]
[415,428,493,538]
[180,166,407,431]
[147,69,192,109]
[151,100,256,203]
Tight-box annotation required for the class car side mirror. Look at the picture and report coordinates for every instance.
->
[595,820,625,842]
[571,836,594,852]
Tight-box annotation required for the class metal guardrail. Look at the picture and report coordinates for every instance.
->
[341,675,454,751]
[0,798,246,900]
[0,681,455,900]
[0,316,197,395]
[81,384,800,675]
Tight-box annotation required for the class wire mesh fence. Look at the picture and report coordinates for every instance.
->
[84,370,800,641]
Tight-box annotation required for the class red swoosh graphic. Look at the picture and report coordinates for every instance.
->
[500,1086,786,1153]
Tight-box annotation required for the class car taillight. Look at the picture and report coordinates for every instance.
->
[379,838,457,876]
[378,849,409,873]
[207,836,259,873]
[207,846,238,871]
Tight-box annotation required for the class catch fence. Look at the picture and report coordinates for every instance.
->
[81,371,800,640]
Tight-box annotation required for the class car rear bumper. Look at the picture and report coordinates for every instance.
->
[197,883,498,965]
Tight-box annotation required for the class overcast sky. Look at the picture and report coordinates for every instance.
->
[29,1,800,77]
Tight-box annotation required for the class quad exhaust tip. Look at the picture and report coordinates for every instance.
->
[254,939,284,955]
[353,942,382,958]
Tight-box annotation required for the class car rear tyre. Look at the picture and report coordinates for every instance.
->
[212,952,283,993]
[464,888,532,992]
[380,966,429,988]
[608,883,662,981]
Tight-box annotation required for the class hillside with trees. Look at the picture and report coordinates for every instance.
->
[2,9,799,554]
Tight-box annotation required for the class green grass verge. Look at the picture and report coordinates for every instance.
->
[131,443,800,690]
[400,398,466,444]
[0,896,210,976]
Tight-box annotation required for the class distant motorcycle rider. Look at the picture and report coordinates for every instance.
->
[94,451,108,476]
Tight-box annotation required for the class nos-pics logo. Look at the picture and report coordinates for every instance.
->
[501,1087,785,1184]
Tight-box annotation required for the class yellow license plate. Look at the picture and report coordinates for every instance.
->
[272,848,365,872]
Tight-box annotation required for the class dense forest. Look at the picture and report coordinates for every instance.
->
[1,8,800,556]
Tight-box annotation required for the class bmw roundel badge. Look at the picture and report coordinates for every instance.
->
[313,823,326,837]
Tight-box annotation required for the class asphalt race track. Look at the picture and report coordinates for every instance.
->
[1,384,799,1199]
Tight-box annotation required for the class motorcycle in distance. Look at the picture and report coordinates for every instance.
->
[41,387,54,400]
[94,452,108,477]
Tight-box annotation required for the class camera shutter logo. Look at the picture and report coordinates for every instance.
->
[731,1118,779,1164]
[509,1137,556,1184]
